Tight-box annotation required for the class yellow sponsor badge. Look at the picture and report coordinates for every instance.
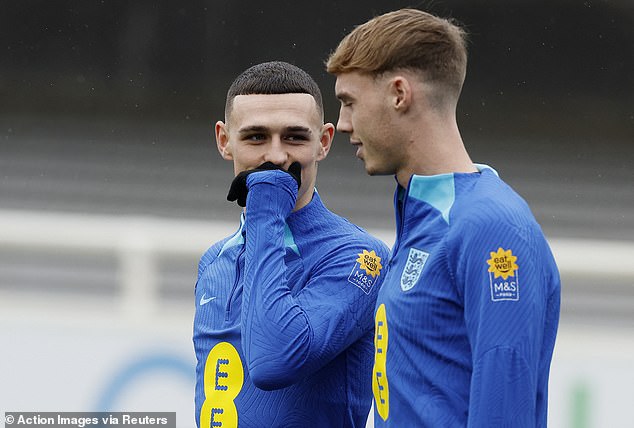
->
[357,249,383,278]
[200,342,244,428]
[373,303,389,420]
[486,247,520,301]
[348,249,382,294]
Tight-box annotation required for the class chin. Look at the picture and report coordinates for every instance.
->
[365,167,382,177]
[363,161,375,175]
[365,162,392,177]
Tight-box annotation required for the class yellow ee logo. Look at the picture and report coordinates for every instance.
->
[372,303,389,421]
[200,342,244,428]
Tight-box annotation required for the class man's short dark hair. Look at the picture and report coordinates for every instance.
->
[225,61,324,121]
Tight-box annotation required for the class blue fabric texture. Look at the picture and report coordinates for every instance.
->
[373,165,560,427]
[194,169,390,428]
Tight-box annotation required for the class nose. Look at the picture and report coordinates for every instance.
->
[336,106,352,134]
[263,138,288,166]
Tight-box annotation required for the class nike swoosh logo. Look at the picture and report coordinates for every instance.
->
[199,294,217,306]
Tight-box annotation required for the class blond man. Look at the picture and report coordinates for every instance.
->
[327,9,560,427]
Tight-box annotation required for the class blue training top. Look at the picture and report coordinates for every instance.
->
[372,165,560,427]
[193,169,389,428]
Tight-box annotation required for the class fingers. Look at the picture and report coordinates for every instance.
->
[287,162,302,189]
[227,171,250,207]
[258,161,282,171]
[226,162,303,208]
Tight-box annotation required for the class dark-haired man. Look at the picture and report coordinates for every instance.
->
[193,61,389,427]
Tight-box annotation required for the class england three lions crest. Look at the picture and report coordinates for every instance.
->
[400,248,430,291]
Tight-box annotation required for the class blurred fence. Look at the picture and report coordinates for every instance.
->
[1,208,633,319]
[1,209,634,427]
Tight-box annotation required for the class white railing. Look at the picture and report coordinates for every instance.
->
[2,208,634,427]
[1,209,633,319]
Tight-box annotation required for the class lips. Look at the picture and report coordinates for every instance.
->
[350,140,363,159]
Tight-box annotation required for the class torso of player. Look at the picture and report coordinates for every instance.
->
[193,198,383,428]
[193,242,307,427]
[372,172,488,426]
[373,198,472,426]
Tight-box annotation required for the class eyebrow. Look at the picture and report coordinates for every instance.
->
[335,91,353,102]
[238,125,268,135]
[285,126,312,134]
[237,125,312,135]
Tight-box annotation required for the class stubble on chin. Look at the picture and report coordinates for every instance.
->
[364,158,395,177]
[363,161,380,176]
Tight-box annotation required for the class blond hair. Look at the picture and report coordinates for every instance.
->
[326,9,468,101]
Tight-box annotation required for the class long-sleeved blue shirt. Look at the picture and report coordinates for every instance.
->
[373,165,560,427]
[193,169,389,428]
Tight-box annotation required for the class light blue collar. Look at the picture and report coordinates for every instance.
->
[405,163,497,224]
[218,212,300,257]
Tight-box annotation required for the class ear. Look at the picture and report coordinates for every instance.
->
[215,121,233,160]
[389,76,412,112]
[317,123,335,161]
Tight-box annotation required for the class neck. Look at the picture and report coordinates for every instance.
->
[395,116,476,188]
[294,189,314,211]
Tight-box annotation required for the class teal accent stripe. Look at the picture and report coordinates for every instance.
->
[284,224,300,256]
[408,174,455,224]
[218,214,300,257]
[218,215,245,257]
